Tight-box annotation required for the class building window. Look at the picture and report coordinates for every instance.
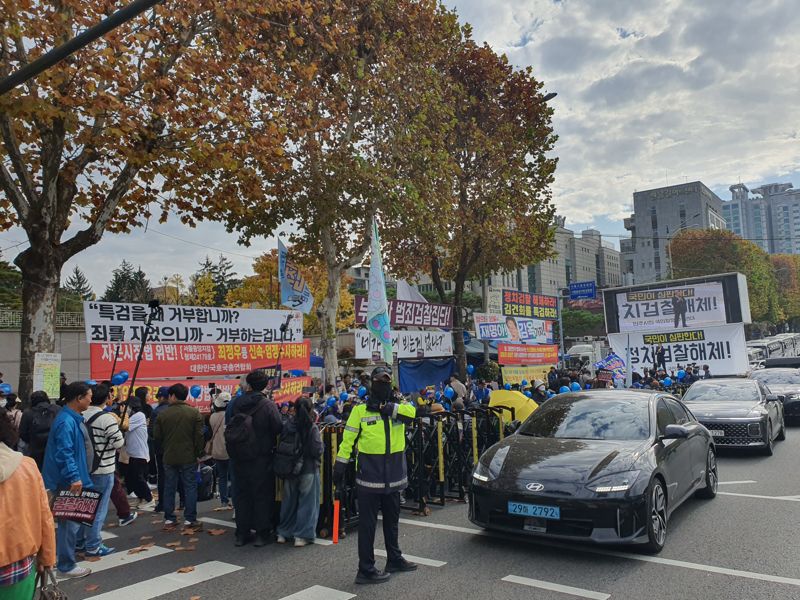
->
[650,206,658,231]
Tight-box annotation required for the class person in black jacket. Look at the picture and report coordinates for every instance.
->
[18,391,60,469]
[230,369,283,547]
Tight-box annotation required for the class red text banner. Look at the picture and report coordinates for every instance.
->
[90,341,310,380]
[498,344,559,366]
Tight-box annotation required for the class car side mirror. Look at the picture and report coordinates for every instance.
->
[662,424,689,439]
[766,394,780,403]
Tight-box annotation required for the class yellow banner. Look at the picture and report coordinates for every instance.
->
[501,365,553,385]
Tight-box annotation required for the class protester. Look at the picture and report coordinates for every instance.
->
[448,375,467,402]
[531,380,548,403]
[208,392,232,509]
[702,365,712,379]
[276,397,323,547]
[226,369,283,547]
[4,393,22,433]
[18,391,60,470]
[0,407,56,598]
[149,386,171,512]
[75,384,124,557]
[125,397,154,510]
[41,382,94,578]
[153,383,205,530]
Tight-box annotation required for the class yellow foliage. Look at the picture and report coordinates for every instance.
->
[193,273,216,306]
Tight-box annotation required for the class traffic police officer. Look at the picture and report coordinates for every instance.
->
[333,366,417,584]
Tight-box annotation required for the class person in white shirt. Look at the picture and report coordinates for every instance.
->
[125,397,154,510]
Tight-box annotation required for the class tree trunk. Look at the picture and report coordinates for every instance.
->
[15,246,63,400]
[318,228,343,387]
[452,276,467,380]
[481,269,490,363]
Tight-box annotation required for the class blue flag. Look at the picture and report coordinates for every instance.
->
[278,239,314,314]
[366,218,393,364]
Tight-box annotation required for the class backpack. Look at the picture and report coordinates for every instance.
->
[224,400,264,461]
[85,412,110,473]
[273,423,305,479]
[196,464,214,501]
[30,405,56,450]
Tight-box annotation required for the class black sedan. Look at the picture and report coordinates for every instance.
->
[682,378,785,455]
[749,368,800,420]
[469,390,717,553]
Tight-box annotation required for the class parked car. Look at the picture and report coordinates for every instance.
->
[749,368,800,421]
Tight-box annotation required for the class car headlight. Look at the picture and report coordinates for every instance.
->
[473,446,509,483]
[747,409,768,418]
[586,470,641,494]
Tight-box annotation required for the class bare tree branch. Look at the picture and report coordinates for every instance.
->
[0,161,31,222]
[0,115,37,210]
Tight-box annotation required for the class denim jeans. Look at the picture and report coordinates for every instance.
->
[277,472,320,541]
[56,518,82,573]
[214,459,230,504]
[164,464,197,523]
[77,472,114,552]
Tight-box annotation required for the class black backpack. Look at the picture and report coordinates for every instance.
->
[224,400,264,461]
[30,405,57,450]
[196,464,214,501]
[85,412,111,473]
[273,423,305,479]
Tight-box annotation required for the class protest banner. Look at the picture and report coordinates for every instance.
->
[83,302,303,344]
[354,329,453,359]
[608,323,748,375]
[354,296,453,328]
[616,282,727,332]
[501,365,552,385]
[485,289,558,320]
[474,313,554,344]
[593,353,627,381]
[498,344,559,366]
[90,341,311,380]
[33,352,61,399]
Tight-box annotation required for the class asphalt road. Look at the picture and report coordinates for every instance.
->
[60,425,800,600]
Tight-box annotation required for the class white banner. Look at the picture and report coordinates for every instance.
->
[84,302,303,345]
[473,313,554,344]
[355,329,453,359]
[608,323,748,375]
[617,282,726,332]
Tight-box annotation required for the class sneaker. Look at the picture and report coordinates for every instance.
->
[58,566,92,579]
[276,535,287,544]
[118,512,138,527]
[85,544,115,557]
[183,521,202,531]
[294,538,310,547]
[75,543,86,553]
[163,519,177,528]
[138,500,156,511]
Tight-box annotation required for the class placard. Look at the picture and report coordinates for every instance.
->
[33,352,61,398]
[486,289,558,320]
[616,282,726,333]
[501,365,553,385]
[354,296,453,328]
[354,330,453,359]
[608,323,748,375]
[90,341,310,380]
[83,302,303,344]
[474,313,554,344]
[498,344,559,366]
[593,353,626,381]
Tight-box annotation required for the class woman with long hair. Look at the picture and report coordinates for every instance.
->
[125,398,154,510]
[276,397,323,547]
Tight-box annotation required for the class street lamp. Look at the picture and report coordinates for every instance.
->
[540,92,558,103]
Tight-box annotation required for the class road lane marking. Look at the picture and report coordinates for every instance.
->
[198,517,333,545]
[278,585,355,600]
[718,480,757,485]
[59,545,172,579]
[502,575,610,600]
[374,549,446,567]
[396,517,800,588]
[719,492,800,502]
[88,560,242,600]
[101,530,118,540]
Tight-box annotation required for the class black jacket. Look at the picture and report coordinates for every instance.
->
[232,391,283,460]
[283,418,324,474]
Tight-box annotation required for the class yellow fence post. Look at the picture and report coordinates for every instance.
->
[437,420,445,483]
[472,416,479,464]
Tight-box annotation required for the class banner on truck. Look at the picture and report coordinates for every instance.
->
[474,313,554,345]
[498,344,559,366]
[608,323,748,375]
[355,329,453,359]
[84,302,303,345]
[616,282,727,333]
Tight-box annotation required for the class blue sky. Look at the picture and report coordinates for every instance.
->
[2,0,799,294]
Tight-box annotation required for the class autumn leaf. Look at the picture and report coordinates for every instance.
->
[189,538,200,543]
[207,529,227,536]
[176,545,196,551]
[85,556,102,563]
[85,584,100,592]
[189,596,201,600]
[177,566,195,574]
[140,536,154,541]
[166,542,182,548]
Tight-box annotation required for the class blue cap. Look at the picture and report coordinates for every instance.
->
[156,386,170,398]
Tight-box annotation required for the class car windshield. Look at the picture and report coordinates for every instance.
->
[682,381,760,402]
[518,396,650,441]
[750,370,800,385]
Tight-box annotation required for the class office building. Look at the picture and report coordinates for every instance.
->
[722,182,800,255]
[621,181,726,284]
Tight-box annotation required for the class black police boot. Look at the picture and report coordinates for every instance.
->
[234,535,249,547]
[253,531,273,547]
[355,570,391,585]
[385,558,418,573]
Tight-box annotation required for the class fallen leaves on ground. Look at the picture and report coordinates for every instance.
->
[166,542,182,547]
[85,556,101,563]
[176,545,196,551]
[127,546,152,554]
[177,566,195,574]
[140,535,154,541]
[207,529,226,536]
[189,596,201,600]
[85,584,100,592]
[188,538,199,543]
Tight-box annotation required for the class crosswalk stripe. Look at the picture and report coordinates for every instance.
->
[58,546,172,579]
[88,560,243,600]
[374,549,446,567]
[502,575,610,600]
[278,585,356,600]
[101,531,118,540]
[198,517,333,546]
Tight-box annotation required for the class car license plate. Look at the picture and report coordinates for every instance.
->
[508,501,560,520]
[523,518,547,533]
[708,429,725,437]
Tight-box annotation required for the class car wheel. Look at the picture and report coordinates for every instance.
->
[762,422,774,456]
[643,478,667,553]
[695,447,718,499]
[776,418,786,441]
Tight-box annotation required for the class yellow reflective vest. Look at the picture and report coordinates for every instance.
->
[336,402,416,492]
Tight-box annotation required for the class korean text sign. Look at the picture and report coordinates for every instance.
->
[500,290,558,321]
[354,296,453,328]
[354,330,453,359]
[473,313,554,344]
[83,302,303,345]
[616,282,726,333]
[497,344,559,366]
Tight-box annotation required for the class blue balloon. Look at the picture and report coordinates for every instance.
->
[467,364,475,375]
[677,370,686,380]
[118,371,129,383]
[547,390,555,398]
[189,385,202,399]
[111,374,125,386]
[585,383,592,390]
[504,383,511,390]
[435,391,442,400]
[663,377,673,387]
[85,380,97,386]
[570,382,581,392]
[339,392,348,402]
[559,386,570,394]
[0,383,12,394]
[327,397,337,408]
[524,391,532,398]
[521,380,529,387]
[444,386,455,399]
[358,386,367,398]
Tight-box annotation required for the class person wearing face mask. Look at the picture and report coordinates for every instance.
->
[333,366,417,585]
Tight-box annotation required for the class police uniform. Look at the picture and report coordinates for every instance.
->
[336,385,416,583]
